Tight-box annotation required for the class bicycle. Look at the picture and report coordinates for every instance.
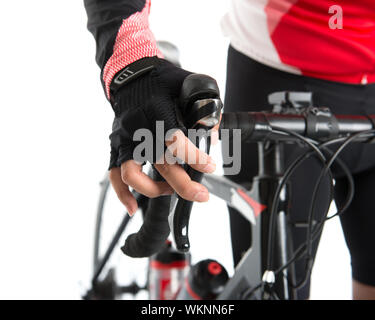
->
[83,80,375,300]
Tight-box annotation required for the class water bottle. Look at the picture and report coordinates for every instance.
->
[177,259,229,300]
[148,241,190,300]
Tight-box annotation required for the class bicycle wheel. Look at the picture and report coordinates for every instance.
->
[88,171,150,300]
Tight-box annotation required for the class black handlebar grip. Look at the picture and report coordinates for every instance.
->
[220,112,256,142]
[121,170,171,258]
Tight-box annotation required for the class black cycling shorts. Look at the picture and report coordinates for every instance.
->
[224,45,375,299]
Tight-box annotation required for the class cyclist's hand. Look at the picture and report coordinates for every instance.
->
[108,57,219,215]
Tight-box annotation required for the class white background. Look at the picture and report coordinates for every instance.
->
[0,0,351,299]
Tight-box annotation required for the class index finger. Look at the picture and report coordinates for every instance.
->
[154,161,209,202]
[121,160,173,198]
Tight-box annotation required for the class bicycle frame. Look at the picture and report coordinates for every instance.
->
[90,140,298,300]
[203,142,297,300]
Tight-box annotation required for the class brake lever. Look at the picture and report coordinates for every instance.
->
[169,166,203,252]
[169,92,222,252]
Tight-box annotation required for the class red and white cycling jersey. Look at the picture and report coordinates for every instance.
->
[221,0,375,84]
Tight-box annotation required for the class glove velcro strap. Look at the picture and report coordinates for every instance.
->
[109,56,161,103]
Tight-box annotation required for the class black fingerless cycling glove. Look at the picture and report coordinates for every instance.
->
[109,57,192,169]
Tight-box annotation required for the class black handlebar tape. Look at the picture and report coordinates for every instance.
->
[172,166,204,252]
[121,169,171,258]
[219,112,256,141]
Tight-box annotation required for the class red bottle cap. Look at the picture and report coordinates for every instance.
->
[208,261,222,275]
